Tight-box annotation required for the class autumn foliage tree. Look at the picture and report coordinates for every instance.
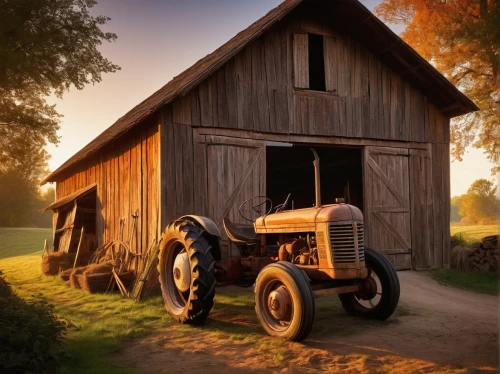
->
[454,179,499,224]
[375,0,500,171]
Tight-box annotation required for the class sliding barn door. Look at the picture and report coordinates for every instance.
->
[363,146,412,269]
[194,131,265,259]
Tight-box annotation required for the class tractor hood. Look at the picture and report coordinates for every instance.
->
[254,204,363,234]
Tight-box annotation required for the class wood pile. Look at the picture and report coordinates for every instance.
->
[462,235,499,272]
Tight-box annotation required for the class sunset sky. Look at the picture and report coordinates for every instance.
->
[45,0,497,197]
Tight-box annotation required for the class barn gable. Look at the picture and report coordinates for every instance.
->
[42,0,476,186]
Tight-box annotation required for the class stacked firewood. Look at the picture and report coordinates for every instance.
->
[466,235,499,272]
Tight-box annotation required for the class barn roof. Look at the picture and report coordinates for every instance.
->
[42,0,478,185]
[40,184,96,212]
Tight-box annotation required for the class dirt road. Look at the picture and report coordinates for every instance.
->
[118,271,499,373]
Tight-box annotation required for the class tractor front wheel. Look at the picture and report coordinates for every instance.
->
[339,248,400,320]
[158,220,216,324]
[255,262,315,342]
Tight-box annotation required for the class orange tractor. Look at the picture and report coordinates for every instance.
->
[158,150,399,341]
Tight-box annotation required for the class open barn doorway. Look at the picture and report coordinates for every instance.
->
[51,186,97,254]
[266,144,363,212]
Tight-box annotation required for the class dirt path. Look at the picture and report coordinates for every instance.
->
[118,271,499,373]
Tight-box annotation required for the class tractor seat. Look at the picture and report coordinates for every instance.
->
[222,217,259,245]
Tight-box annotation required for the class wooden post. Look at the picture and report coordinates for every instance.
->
[42,239,49,259]
[73,226,85,269]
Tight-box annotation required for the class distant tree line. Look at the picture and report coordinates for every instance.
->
[0,179,54,228]
[451,179,499,224]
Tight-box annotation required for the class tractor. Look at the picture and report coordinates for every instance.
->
[157,149,400,341]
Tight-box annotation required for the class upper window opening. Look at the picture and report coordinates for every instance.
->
[308,33,326,91]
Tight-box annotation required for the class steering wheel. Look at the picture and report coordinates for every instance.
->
[275,193,292,213]
[238,195,273,222]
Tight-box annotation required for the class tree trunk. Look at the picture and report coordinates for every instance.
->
[492,0,500,114]
[492,50,500,115]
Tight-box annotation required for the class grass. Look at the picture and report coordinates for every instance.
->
[0,227,414,372]
[428,268,499,295]
[0,228,172,373]
[0,227,53,260]
[450,224,498,244]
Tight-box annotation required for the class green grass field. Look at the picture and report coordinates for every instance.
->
[0,227,415,373]
[450,224,498,243]
[1,226,495,372]
[0,228,173,373]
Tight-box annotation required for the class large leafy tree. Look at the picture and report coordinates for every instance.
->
[375,0,500,171]
[455,179,499,223]
[0,0,119,154]
[0,0,119,226]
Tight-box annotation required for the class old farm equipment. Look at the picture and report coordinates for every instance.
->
[158,149,400,341]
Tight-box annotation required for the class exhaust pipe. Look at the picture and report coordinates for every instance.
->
[311,149,321,208]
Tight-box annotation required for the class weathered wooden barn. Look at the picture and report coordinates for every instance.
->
[42,0,477,270]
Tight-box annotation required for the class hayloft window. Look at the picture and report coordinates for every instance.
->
[293,32,327,92]
[308,33,326,91]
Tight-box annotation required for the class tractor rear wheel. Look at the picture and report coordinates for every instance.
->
[158,220,216,324]
[339,248,400,320]
[255,262,315,342]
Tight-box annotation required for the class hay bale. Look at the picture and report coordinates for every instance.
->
[59,268,73,282]
[451,245,470,272]
[83,262,113,275]
[41,252,77,276]
[69,267,86,289]
[79,270,135,294]
[79,272,113,293]
[41,256,60,276]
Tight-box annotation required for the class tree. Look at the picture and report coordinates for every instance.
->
[0,0,119,226]
[0,0,119,167]
[0,127,52,226]
[450,196,464,222]
[375,0,500,172]
[32,187,55,228]
[455,179,499,223]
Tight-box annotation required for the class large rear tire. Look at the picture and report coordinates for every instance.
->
[158,220,216,324]
[339,248,400,320]
[255,262,315,342]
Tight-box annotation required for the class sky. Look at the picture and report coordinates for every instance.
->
[45,0,497,197]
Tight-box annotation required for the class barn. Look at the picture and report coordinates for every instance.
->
[41,0,477,271]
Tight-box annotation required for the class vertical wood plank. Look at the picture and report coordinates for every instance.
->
[324,35,337,93]
[225,59,238,128]
[216,68,229,129]
[293,33,309,89]
[141,126,149,255]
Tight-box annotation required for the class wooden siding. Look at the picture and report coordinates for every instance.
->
[160,11,452,268]
[55,118,160,260]
[409,144,450,269]
[158,12,453,269]
[169,15,450,145]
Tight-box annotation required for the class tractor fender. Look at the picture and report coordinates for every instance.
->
[178,215,222,261]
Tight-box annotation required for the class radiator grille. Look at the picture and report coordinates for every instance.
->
[328,222,365,263]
